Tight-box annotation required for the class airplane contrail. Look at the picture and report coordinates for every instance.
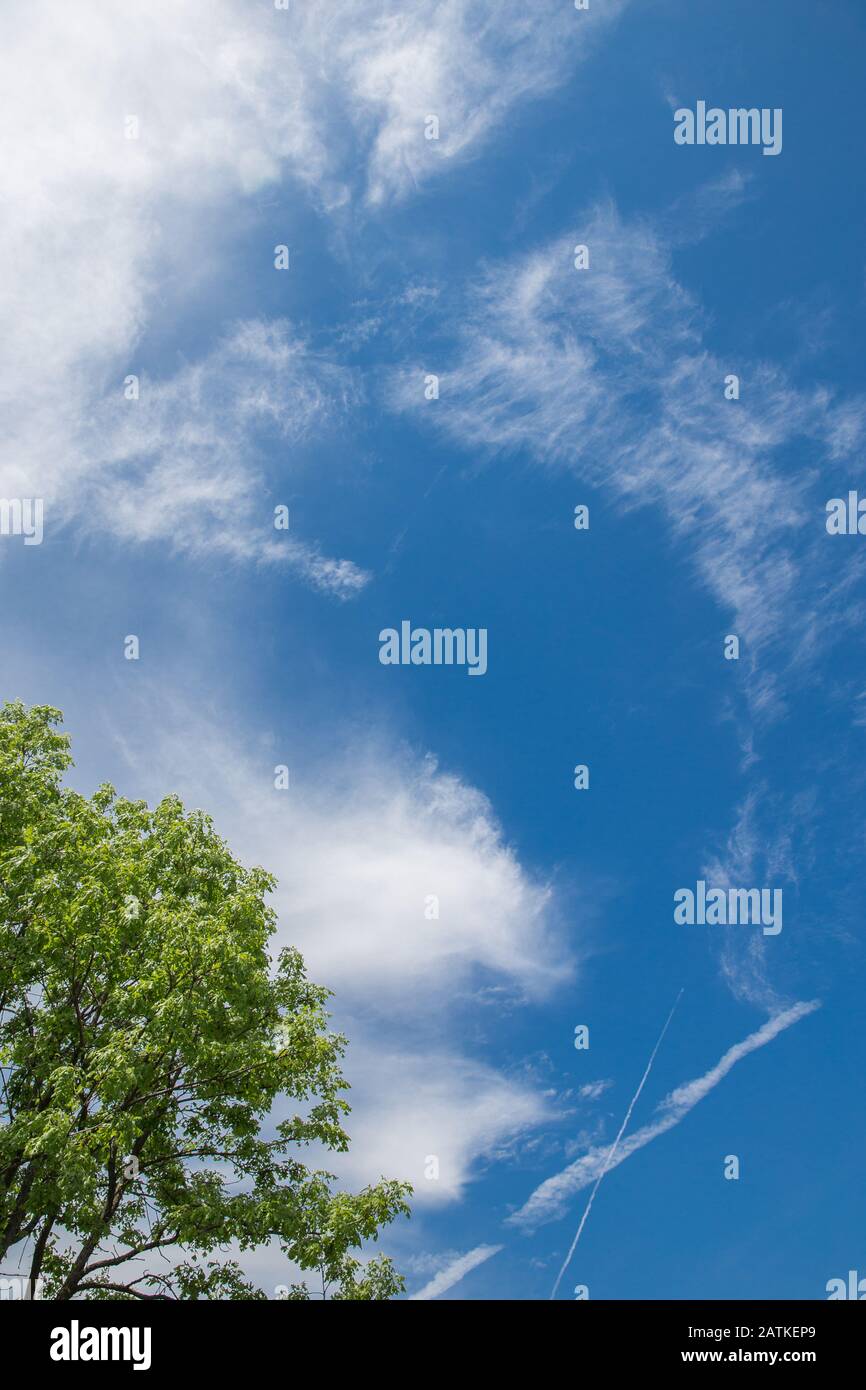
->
[550,988,685,1300]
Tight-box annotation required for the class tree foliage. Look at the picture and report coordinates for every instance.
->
[0,702,410,1299]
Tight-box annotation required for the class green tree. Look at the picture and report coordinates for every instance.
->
[0,701,410,1300]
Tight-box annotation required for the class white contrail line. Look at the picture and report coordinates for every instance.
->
[550,989,684,1300]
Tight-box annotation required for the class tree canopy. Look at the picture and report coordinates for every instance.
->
[0,701,410,1299]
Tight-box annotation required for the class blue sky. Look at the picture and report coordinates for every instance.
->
[3,0,866,1299]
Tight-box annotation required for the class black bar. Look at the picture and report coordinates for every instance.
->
[4,1299,861,1375]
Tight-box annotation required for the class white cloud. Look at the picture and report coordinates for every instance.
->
[510,1000,820,1232]
[578,1079,612,1101]
[106,691,573,1201]
[0,0,337,583]
[84,319,369,595]
[270,751,569,1003]
[0,0,626,581]
[317,0,628,206]
[330,1047,556,1201]
[409,1244,503,1300]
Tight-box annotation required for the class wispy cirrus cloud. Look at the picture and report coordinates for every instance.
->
[702,785,820,1011]
[85,320,369,597]
[389,196,866,707]
[308,0,629,206]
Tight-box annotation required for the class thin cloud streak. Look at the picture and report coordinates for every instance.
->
[409,1244,503,1300]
